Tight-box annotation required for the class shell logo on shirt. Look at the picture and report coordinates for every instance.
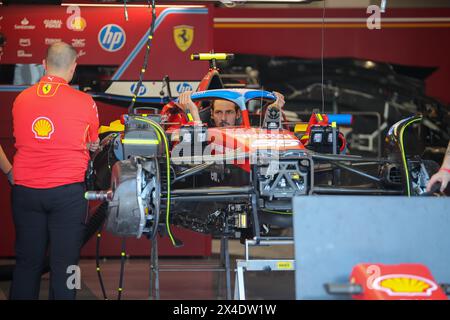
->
[32,117,55,139]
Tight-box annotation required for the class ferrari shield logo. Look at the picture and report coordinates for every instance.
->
[42,84,52,95]
[37,82,60,97]
[174,25,194,52]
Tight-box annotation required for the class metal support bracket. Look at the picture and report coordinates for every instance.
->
[234,237,295,300]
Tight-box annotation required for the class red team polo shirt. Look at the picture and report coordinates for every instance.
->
[13,75,99,189]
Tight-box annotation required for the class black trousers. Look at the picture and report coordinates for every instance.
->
[10,182,87,300]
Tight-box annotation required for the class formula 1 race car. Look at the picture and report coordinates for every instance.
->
[85,86,438,247]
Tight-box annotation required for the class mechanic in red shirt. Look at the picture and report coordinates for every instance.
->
[10,42,99,300]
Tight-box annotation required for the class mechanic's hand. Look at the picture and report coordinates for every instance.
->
[6,169,14,186]
[88,138,100,153]
[426,168,450,192]
[176,91,197,113]
[175,91,201,123]
[271,91,285,109]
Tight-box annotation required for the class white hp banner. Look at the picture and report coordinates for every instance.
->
[105,81,200,98]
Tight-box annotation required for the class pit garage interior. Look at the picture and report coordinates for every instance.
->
[0,0,449,301]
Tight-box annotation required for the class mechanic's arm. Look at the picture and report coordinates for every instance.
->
[87,100,100,152]
[268,91,285,110]
[426,141,450,192]
[0,145,13,185]
[176,91,202,124]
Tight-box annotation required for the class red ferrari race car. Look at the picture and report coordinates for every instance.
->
[86,83,439,247]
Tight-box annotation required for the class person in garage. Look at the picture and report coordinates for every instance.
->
[175,90,285,127]
[427,141,450,193]
[0,145,13,185]
[10,42,99,300]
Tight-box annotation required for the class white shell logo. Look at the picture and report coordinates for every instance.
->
[372,274,438,297]
[32,117,55,139]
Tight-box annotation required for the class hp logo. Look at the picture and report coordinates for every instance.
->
[130,83,147,96]
[176,82,193,93]
[98,24,126,52]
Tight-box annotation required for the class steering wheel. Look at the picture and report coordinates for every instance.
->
[178,89,277,128]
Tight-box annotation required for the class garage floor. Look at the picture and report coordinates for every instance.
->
[0,237,295,300]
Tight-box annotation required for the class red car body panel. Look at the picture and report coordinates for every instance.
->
[350,263,448,300]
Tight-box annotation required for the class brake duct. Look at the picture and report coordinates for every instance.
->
[86,156,160,240]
